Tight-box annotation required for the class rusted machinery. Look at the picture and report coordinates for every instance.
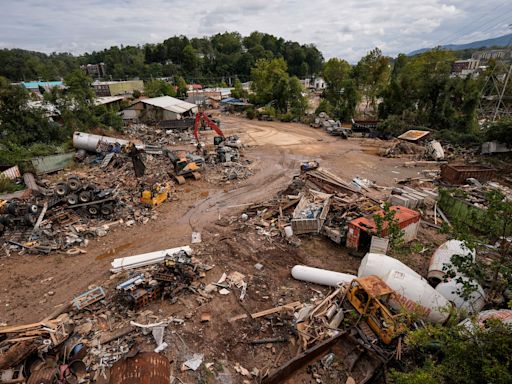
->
[346,276,406,345]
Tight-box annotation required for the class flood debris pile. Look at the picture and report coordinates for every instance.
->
[243,165,382,248]
[0,247,214,383]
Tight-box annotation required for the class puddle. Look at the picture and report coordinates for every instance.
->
[95,242,133,260]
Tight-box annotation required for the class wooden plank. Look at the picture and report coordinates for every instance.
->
[229,301,302,323]
[0,321,57,334]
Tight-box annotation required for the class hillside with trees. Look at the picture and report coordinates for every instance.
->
[0,31,324,84]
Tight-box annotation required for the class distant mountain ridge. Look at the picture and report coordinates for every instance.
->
[409,33,512,56]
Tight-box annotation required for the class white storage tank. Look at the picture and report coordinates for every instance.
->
[383,270,452,324]
[291,265,356,287]
[435,278,485,315]
[428,240,475,285]
[358,253,424,281]
[73,132,131,153]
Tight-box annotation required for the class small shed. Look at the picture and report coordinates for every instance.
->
[346,206,420,252]
[123,96,198,121]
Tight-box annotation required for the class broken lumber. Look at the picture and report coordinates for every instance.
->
[229,301,302,322]
[99,326,135,344]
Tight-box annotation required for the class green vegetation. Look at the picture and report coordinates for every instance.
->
[391,320,512,384]
[144,79,176,98]
[378,49,481,141]
[372,203,405,252]
[0,32,323,83]
[250,58,307,119]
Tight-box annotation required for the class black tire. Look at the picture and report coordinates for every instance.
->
[27,204,39,214]
[88,205,99,215]
[68,177,82,191]
[79,191,92,203]
[67,194,79,205]
[100,204,113,216]
[55,183,69,196]
[24,214,36,226]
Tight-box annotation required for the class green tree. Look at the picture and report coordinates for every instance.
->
[250,58,290,112]
[322,58,359,120]
[0,76,58,146]
[354,47,390,116]
[288,76,308,118]
[231,78,248,99]
[175,76,188,98]
[372,203,405,252]
[144,79,176,98]
[391,320,512,384]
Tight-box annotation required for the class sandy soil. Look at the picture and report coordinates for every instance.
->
[0,116,441,383]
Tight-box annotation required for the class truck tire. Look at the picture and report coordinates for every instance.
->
[55,183,70,196]
[68,177,82,191]
[79,191,92,203]
[67,194,79,205]
[100,204,113,216]
[88,205,99,215]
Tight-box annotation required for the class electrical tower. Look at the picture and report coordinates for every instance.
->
[477,27,512,122]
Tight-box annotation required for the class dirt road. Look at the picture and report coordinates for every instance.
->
[0,116,423,324]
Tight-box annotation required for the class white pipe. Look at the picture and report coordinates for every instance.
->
[383,269,452,324]
[358,253,424,281]
[110,246,192,272]
[291,265,356,287]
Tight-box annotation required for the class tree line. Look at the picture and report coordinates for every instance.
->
[0,31,324,84]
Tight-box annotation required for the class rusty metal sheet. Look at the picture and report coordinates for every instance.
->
[109,352,170,384]
[397,130,430,141]
[27,367,57,384]
[355,276,394,298]
[0,165,21,180]
[440,164,496,184]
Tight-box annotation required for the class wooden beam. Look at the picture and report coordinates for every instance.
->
[229,301,302,323]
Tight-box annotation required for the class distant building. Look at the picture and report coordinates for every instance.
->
[187,83,203,91]
[451,59,481,78]
[82,63,107,78]
[20,81,64,95]
[472,49,512,61]
[313,77,326,90]
[92,80,144,97]
[121,96,198,121]
[186,87,232,101]
[300,78,311,88]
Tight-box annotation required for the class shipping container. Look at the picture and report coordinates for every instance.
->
[440,164,496,184]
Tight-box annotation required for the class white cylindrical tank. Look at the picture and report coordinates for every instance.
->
[428,240,475,285]
[291,265,356,287]
[435,278,485,315]
[358,253,424,281]
[383,269,452,324]
[73,132,131,153]
[459,309,512,331]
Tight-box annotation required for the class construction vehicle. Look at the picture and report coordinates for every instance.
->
[346,275,407,344]
[164,150,203,185]
[139,182,171,207]
[193,112,225,146]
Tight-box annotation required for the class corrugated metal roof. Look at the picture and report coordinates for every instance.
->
[31,153,75,175]
[95,96,125,106]
[140,96,198,114]
[397,130,430,141]
[1,165,21,180]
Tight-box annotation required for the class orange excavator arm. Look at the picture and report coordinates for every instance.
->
[193,112,225,144]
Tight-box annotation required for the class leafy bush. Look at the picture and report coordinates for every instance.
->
[246,107,255,120]
[0,175,21,193]
[315,99,334,116]
[278,112,293,122]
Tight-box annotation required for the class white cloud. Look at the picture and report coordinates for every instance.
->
[0,0,510,63]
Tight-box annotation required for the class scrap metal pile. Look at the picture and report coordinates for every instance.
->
[0,247,212,383]
[243,164,381,245]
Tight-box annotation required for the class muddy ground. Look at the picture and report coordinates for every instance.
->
[0,116,441,382]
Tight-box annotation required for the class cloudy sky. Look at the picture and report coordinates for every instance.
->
[1,0,511,62]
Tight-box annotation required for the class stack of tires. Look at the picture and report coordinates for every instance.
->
[55,176,115,217]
